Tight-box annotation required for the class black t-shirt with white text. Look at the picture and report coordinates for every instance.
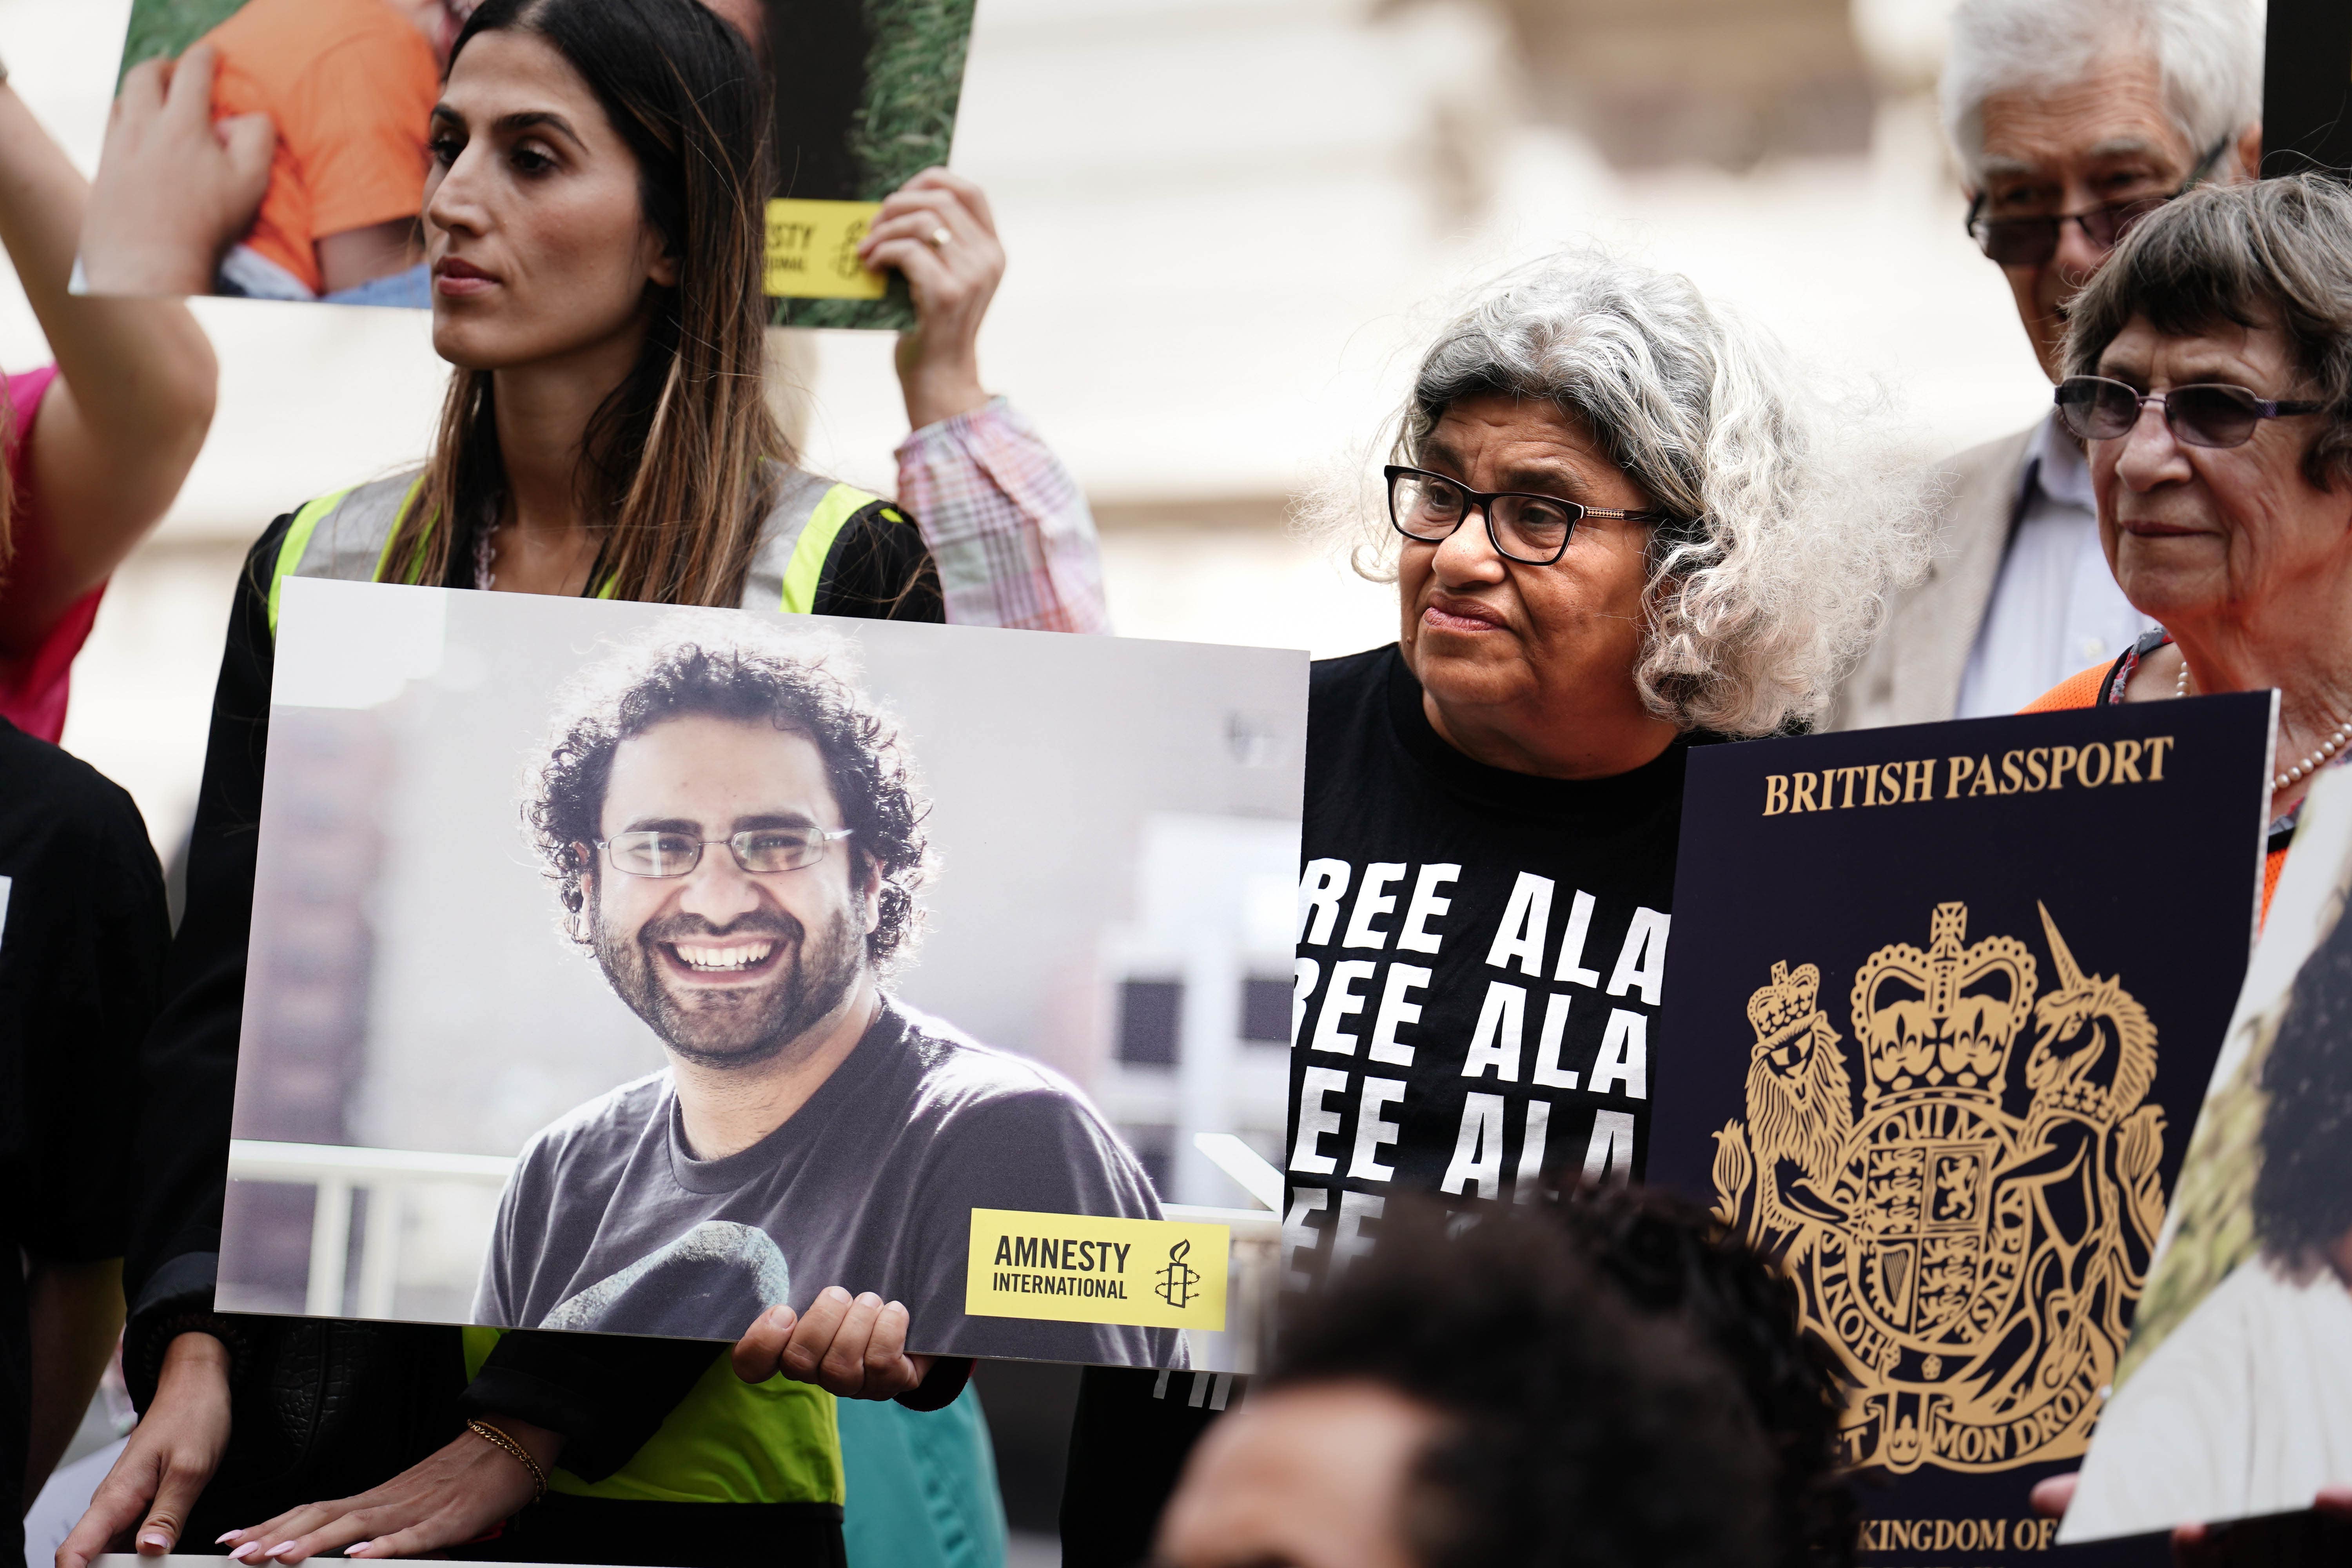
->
[1285,644,1700,1270]
[1065,646,1708,1567]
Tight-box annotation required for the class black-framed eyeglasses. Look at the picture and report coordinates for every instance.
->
[1965,136,2230,267]
[597,826,854,878]
[1384,464,1666,566]
[2053,375,2325,449]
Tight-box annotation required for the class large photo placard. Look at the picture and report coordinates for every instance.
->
[220,579,1303,1373]
[2062,767,2352,1543]
[94,0,972,327]
[1648,696,2274,1568]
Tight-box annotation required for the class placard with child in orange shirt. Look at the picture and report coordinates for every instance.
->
[93,0,973,327]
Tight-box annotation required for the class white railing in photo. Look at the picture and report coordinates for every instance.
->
[228,1139,516,1319]
[231,1133,1286,1349]
[1168,1133,1283,1374]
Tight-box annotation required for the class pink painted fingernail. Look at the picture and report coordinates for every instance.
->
[216,1532,240,1545]
[348,1542,372,1556]
[140,1533,173,1550]
[230,1544,261,1561]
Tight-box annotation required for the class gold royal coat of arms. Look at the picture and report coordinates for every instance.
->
[1711,902,2169,1475]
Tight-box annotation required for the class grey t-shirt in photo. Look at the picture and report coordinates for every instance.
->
[474,999,1185,1368]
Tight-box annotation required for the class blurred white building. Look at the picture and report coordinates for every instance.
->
[0,0,2044,859]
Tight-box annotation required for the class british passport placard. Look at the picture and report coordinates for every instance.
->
[1648,693,2273,1566]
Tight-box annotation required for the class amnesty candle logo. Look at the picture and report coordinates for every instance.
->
[1155,1240,1203,1309]
[764,200,889,301]
[1710,902,2170,1475]
[966,1209,1229,1331]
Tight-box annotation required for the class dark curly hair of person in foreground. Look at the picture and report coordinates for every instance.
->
[1266,1195,1780,1568]
[1550,1185,1856,1568]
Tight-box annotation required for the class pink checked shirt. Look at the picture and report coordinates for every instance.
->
[895,396,1107,634]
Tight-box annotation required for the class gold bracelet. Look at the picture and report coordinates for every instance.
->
[467,1419,548,1505]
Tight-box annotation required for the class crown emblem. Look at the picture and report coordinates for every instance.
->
[1716,897,2169,1479]
[1849,902,2038,1099]
[1747,960,1821,1042]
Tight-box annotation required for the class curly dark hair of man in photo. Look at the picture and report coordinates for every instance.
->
[1263,1198,1777,1568]
[1549,1185,1856,1568]
[2254,913,2352,1270]
[525,634,930,970]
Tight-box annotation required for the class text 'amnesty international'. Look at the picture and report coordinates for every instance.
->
[965,1209,1229,1330]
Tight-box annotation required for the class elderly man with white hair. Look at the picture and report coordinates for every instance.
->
[1833,0,2263,728]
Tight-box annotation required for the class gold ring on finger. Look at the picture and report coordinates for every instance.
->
[927,226,953,250]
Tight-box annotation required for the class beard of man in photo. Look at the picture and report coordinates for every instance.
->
[588,879,867,1071]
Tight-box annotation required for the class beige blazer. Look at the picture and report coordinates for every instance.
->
[1828,424,2038,731]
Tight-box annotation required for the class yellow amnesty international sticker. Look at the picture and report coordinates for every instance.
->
[764,199,886,299]
[965,1209,1229,1332]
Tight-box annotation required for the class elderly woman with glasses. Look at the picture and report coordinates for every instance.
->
[2025,175,2352,913]
[1281,243,1924,1250]
[1059,247,1925,1568]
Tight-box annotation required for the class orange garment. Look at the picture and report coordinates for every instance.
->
[2029,658,2288,922]
[203,0,440,296]
[2020,663,2110,715]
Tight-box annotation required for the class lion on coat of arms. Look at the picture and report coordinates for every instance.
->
[1711,901,2168,1474]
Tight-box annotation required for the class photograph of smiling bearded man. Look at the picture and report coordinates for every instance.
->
[474,634,1181,1368]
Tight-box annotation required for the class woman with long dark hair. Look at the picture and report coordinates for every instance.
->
[278,0,934,611]
[61,2,1098,1564]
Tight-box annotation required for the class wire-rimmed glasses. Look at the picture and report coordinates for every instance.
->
[2053,376,2325,449]
[599,826,854,878]
[1965,137,2230,267]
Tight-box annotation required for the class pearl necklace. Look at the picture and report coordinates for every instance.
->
[2177,655,2352,790]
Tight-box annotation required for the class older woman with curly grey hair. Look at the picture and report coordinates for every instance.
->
[1058,246,1923,1568]
[1285,243,1920,1246]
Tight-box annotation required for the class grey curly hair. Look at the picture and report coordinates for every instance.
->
[1303,249,1929,737]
